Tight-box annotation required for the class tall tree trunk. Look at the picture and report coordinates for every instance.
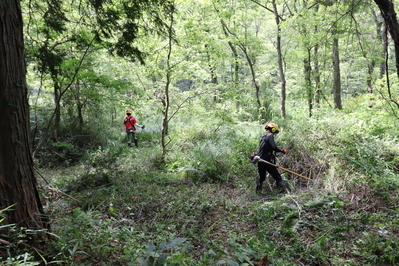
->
[161,7,174,158]
[220,19,240,103]
[220,19,262,116]
[304,49,313,117]
[372,9,387,80]
[380,22,388,78]
[314,44,322,107]
[241,46,262,112]
[332,27,342,110]
[272,0,286,118]
[205,44,219,102]
[53,82,61,141]
[374,0,399,78]
[225,38,239,89]
[76,85,84,133]
[0,0,49,233]
[367,61,376,93]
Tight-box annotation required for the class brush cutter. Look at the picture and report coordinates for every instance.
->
[136,126,153,142]
[257,158,313,182]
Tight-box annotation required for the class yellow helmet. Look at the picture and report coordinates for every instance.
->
[265,122,279,133]
[126,109,132,114]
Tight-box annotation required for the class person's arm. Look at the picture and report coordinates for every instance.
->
[134,123,145,129]
[133,117,144,129]
[269,134,287,153]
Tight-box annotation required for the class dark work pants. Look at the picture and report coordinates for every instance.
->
[257,161,285,189]
[126,131,137,146]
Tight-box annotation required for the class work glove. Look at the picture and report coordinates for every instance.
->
[142,125,145,129]
[249,152,258,163]
[253,155,260,163]
[282,149,288,154]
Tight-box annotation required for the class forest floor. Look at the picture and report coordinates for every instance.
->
[34,157,399,265]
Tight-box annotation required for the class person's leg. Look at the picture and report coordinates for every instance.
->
[127,132,133,146]
[133,132,138,147]
[266,165,286,193]
[256,162,267,192]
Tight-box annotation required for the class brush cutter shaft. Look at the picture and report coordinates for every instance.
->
[259,159,313,181]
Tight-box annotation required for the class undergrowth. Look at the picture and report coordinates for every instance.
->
[3,97,399,265]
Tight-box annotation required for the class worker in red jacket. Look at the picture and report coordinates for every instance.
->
[124,110,145,147]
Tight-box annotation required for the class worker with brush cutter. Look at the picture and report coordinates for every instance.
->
[250,122,288,194]
[124,109,145,147]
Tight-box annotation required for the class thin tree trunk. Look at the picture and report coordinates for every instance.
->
[220,19,242,109]
[0,0,49,234]
[220,19,262,115]
[225,39,239,89]
[218,17,239,89]
[53,82,61,141]
[332,26,342,110]
[381,23,388,78]
[76,85,84,133]
[304,49,313,117]
[272,0,286,118]
[161,7,174,158]
[205,44,219,102]
[367,61,376,93]
[314,44,322,107]
[241,46,262,111]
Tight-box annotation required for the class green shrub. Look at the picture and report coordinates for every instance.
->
[354,232,399,265]
[34,141,83,168]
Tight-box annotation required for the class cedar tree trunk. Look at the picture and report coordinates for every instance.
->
[0,0,49,231]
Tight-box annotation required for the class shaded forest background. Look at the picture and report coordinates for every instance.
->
[2,0,399,265]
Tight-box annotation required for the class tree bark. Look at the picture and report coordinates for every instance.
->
[161,7,174,159]
[304,49,313,117]
[332,26,342,110]
[220,26,239,89]
[272,0,286,118]
[374,0,399,78]
[53,82,61,141]
[314,44,322,106]
[372,9,387,80]
[0,0,49,232]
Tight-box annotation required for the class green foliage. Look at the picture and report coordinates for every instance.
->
[34,141,83,168]
[0,254,41,266]
[183,124,258,184]
[186,140,233,183]
[137,238,190,265]
[20,1,399,265]
[0,206,50,265]
[354,232,399,265]
[63,146,124,193]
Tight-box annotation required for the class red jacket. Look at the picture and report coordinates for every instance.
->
[124,115,137,132]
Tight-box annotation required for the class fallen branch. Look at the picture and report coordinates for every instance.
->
[35,167,80,202]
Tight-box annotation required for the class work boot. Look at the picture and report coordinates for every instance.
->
[134,139,138,147]
[256,179,262,193]
[128,142,132,147]
[277,183,287,194]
